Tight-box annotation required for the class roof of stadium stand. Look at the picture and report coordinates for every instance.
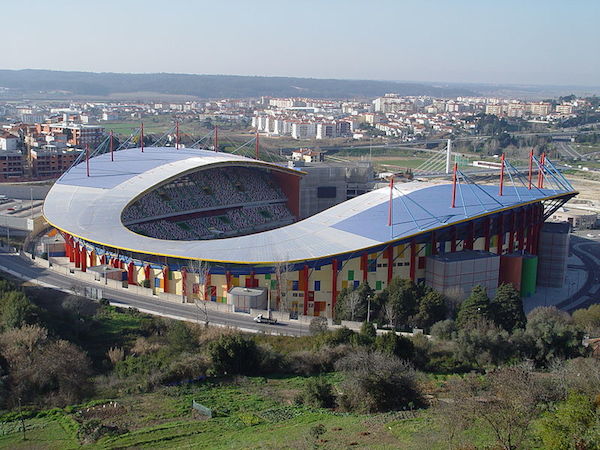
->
[43,146,577,265]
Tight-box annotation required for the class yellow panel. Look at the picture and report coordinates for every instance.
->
[341,280,348,289]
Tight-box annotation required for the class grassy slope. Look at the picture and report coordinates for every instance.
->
[0,375,504,449]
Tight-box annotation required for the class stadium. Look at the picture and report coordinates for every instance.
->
[42,144,577,318]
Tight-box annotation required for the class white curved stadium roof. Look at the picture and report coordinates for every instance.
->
[43,147,575,264]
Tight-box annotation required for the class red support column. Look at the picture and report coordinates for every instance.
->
[127,262,134,284]
[465,222,474,250]
[409,240,416,282]
[226,271,232,292]
[141,123,144,152]
[517,209,525,251]
[182,268,187,298]
[205,272,212,301]
[144,265,151,284]
[508,211,515,253]
[496,215,504,255]
[526,206,534,254]
[331,259,338,317]
[360,253,368,282]
[175,121,180,149]
[163,266,169,293]
[100,254,106,265]
[484,217,491,252]
[80,247,87,272]
[74,244,81,268]
[249,270,256,288]
[431,231,437,256]
[302,265,309,316]
[450,226,457,252]
[386,247,393,283]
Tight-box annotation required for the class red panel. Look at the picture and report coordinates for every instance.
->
[386,247,393,283]
[302,265,309,315]
[226,271,232,291]
[144,264,151,281]
[163,266,169,293]
[409,240,416,281]
[361,253,368,282]
[270,171,302,218]
[499,255,522,291]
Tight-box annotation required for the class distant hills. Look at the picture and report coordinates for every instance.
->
[0,69,478,100]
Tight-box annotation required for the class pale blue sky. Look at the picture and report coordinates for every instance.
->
[3,0,599,86]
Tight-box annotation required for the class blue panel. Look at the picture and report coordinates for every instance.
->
[353,280,360,289]
[292,280,299,291]
[314,280,321,291]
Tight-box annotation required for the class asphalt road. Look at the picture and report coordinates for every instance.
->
[0,250,310,336]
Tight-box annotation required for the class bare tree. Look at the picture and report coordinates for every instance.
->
[346,290,362,322]
[273,257,294,316]
[187,260,211,326]
[383,300,397,328]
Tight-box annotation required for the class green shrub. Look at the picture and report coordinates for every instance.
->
[301,377,336,409]
[208,334,260,376]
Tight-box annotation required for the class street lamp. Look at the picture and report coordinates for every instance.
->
[366,294,373,323]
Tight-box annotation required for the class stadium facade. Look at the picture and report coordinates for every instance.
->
[43,146,577,318]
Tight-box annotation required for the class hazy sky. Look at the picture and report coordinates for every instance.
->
[3,0,599,86]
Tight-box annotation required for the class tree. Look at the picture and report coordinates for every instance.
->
[335,283,373,322]
[522,307,585,366]
[537,392,600,450]
[208,334,260,376]
[274,258,294,315]
[456,285,491,329]
[0,291,36,330]
[334,349,422,413]
[308,316,328,335]
[375,331,415,361]
[378,278,423,329]
[572,304,600,337]
[455,319,514,367]
[166,321,196,353]
[413,291,447,330]
[491,283,526,332]
[430,319,457,340]
[187,260,211,325]
[441,365,549,450]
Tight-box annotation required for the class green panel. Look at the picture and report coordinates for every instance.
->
[264,273,271,280]
[520,256,538,297]
[348,270,354,281]
[270,280,277,289]
[376,280,383,290]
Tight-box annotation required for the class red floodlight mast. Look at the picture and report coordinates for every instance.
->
[175,121,180,149]
[255,131,259,160]
[538,152,545,189]
[109,131,114,162]
[85,145,90,177]
[140,123,144,153]
[528,149,533,189]
[499,153,505,196]
[388,176,394,226]
[451,163,457,207]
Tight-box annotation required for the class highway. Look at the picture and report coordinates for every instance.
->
[0,250,310,336]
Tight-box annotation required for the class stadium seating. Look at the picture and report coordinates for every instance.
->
[123,167,294,240]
